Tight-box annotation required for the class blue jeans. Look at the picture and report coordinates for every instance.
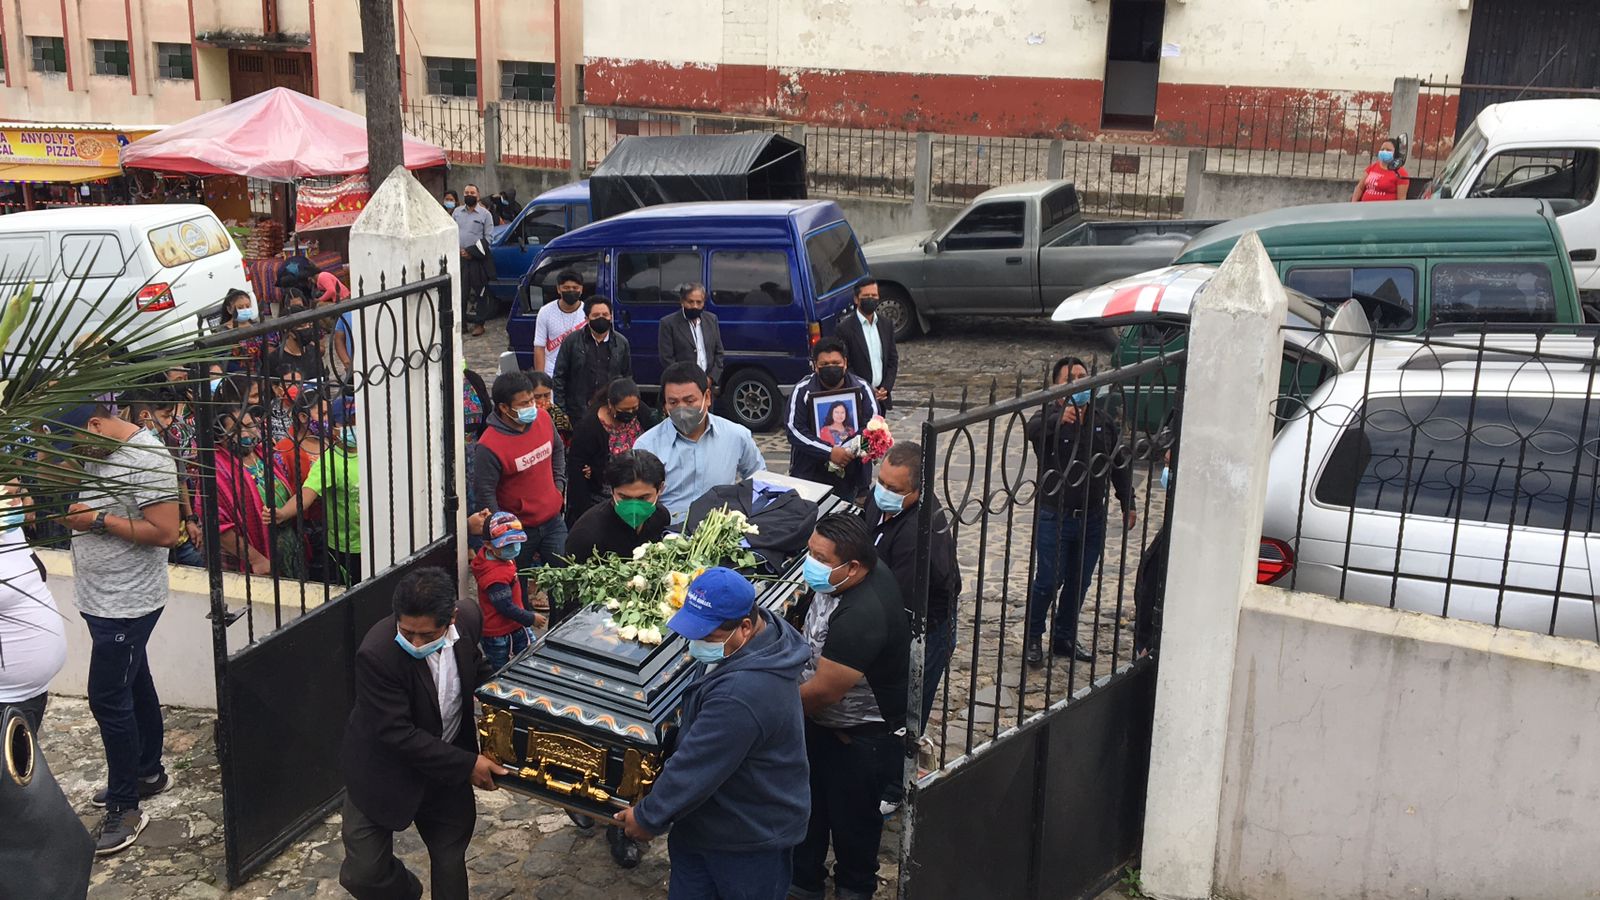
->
[1026,507,1107,646]
[83,609,166,809]
[920,616,956,725]
[170,540,204,568]
[668,833,792,900]
[517,514,570,617]
[481,627,534,672]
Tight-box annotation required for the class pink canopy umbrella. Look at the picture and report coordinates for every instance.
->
[120,87,448,180]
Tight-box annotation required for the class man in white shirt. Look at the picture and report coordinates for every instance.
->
[0,515,65,734]
[836,279,899,411]
[339,567,506,900]
[657,282,726,388]
[533,270,590,376]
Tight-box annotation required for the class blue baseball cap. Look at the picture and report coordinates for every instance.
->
[667,567,757,640]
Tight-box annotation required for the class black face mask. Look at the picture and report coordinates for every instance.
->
[558,290,582,305]
[858,298,880,315]
[464,195,479,207]
[589,317,612,335]
[612,409,638,424]
[294,326,318,343]
[817,365,846,388]
[683,306,703,321]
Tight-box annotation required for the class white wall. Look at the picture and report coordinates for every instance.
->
[584,0,1471,91]
[1217,586,1600,900]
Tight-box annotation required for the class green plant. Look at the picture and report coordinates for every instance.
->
[1120,868,1147,899]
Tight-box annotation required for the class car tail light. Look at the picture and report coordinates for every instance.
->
[1257,537,1295,585]
[809,321,821,346]
[135,283,174,312]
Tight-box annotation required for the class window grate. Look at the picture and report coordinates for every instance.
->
[500,61,554,102]
[155,42,193,80]
[425,56,476,98]
[91,39,130,77]
[30,36,66,75]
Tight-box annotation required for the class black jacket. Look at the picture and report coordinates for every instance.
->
[785,371,880,500]
[657,310,726,385]
[1025,400,1133,515]
[340,601,493,832]
[553,328,633,422]
[685,481,819,574]
[861,492,961,627]
[564,405,661,524]
[836,311,899,409]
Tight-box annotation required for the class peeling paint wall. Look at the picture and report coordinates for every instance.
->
[582,0,1473,140]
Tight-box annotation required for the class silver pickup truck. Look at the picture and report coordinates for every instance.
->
[862,180,1222,339]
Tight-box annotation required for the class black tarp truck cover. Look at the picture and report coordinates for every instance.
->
[588,133,808,221]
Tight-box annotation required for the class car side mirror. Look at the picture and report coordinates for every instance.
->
[924,240,939,256]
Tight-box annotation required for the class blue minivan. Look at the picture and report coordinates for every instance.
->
[505,199,869,431]
[489,180,594,305]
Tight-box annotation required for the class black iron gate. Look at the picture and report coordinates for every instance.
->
[1458,0,1600,133]
[192,263,460,886]
[899,349,1184,899]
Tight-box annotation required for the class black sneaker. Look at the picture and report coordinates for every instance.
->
[1024,636,1044,668]
[92,771,171,808]
[93,806,149,856]
[606,824,643,869]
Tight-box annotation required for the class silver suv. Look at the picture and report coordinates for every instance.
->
[1262,334,1600,640]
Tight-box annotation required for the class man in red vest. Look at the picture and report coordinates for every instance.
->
[469,371,569,602]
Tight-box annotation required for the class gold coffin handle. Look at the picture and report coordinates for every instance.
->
[515,766,613,804]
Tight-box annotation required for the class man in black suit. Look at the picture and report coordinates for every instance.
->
[339,566,507,900]
[657,282,725,389]
[553,297,633,421]
[835,279,899,411]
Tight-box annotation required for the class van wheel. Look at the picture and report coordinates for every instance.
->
[878,285,919,342]
[721,369,782,432]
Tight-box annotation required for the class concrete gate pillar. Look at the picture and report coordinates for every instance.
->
[1139,233,1287,899]
[348,166,468,582]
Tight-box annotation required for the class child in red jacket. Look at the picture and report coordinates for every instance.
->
[473,511,543,671]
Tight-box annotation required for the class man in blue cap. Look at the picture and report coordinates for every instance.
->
[613,567,811,900]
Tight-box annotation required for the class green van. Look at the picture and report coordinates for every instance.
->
[1170,197,1585,334]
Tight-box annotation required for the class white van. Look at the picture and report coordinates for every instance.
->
[0,204,255,356]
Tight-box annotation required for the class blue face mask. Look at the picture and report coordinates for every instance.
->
[490,544,521,561]
[1070,389,1092,407]
[872,481,907,515]
[802,555,845,595]
[341,425,358,449]
[1377,150,1395,165]
[689,634,730,664]
[395,629,448,660]
[515,405,539,425]
[209,377,223,394]
[0,506,24,532]
[444,200,457,211]
[236,305,258,324]
[1159,466,1171,491]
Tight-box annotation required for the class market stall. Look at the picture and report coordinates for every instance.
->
[120,87,449,311]
[0,124,158,214]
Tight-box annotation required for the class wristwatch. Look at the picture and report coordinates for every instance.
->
[90,511,108,535]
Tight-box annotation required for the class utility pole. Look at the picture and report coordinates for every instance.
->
[358,0,404,184]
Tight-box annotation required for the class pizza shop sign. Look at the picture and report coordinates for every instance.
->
[0,128,144,167]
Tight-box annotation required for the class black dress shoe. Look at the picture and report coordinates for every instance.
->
[607,824,643,868]
[1025,636,1044,668]
[1053,641,1095,662]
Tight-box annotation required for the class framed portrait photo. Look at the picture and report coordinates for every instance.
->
[812,391,860,447]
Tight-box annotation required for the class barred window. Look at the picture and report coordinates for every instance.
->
[351,53,366,92]
[501,60,554,102]
[155,42,193,80]
[30,36,66,75]
[92,39,130,77]
[425,56,476,98]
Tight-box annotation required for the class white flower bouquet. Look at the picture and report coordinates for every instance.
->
[531,506,761,644]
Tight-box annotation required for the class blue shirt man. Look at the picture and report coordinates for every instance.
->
[613,567,811,900]
[633,362,766,525]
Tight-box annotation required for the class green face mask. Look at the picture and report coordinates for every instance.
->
[614,498,657,530]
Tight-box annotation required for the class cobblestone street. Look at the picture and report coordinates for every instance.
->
[44,313,1144,898]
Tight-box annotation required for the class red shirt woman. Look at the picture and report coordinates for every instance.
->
[1354,138,1409,202]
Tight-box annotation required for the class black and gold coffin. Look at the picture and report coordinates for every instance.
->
[475,562,806,819]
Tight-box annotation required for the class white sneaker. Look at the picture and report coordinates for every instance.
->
[879,800,900,817]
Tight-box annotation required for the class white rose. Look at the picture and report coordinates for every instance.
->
[662,572,677,586]
[663,533,683,541]
[617,625,638,641]
[657,601,672,617]
[744,523,761,535]
[605,599,621,611]
[628,575,648,592]
[632,543,650,560]
[637,626,662,645]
